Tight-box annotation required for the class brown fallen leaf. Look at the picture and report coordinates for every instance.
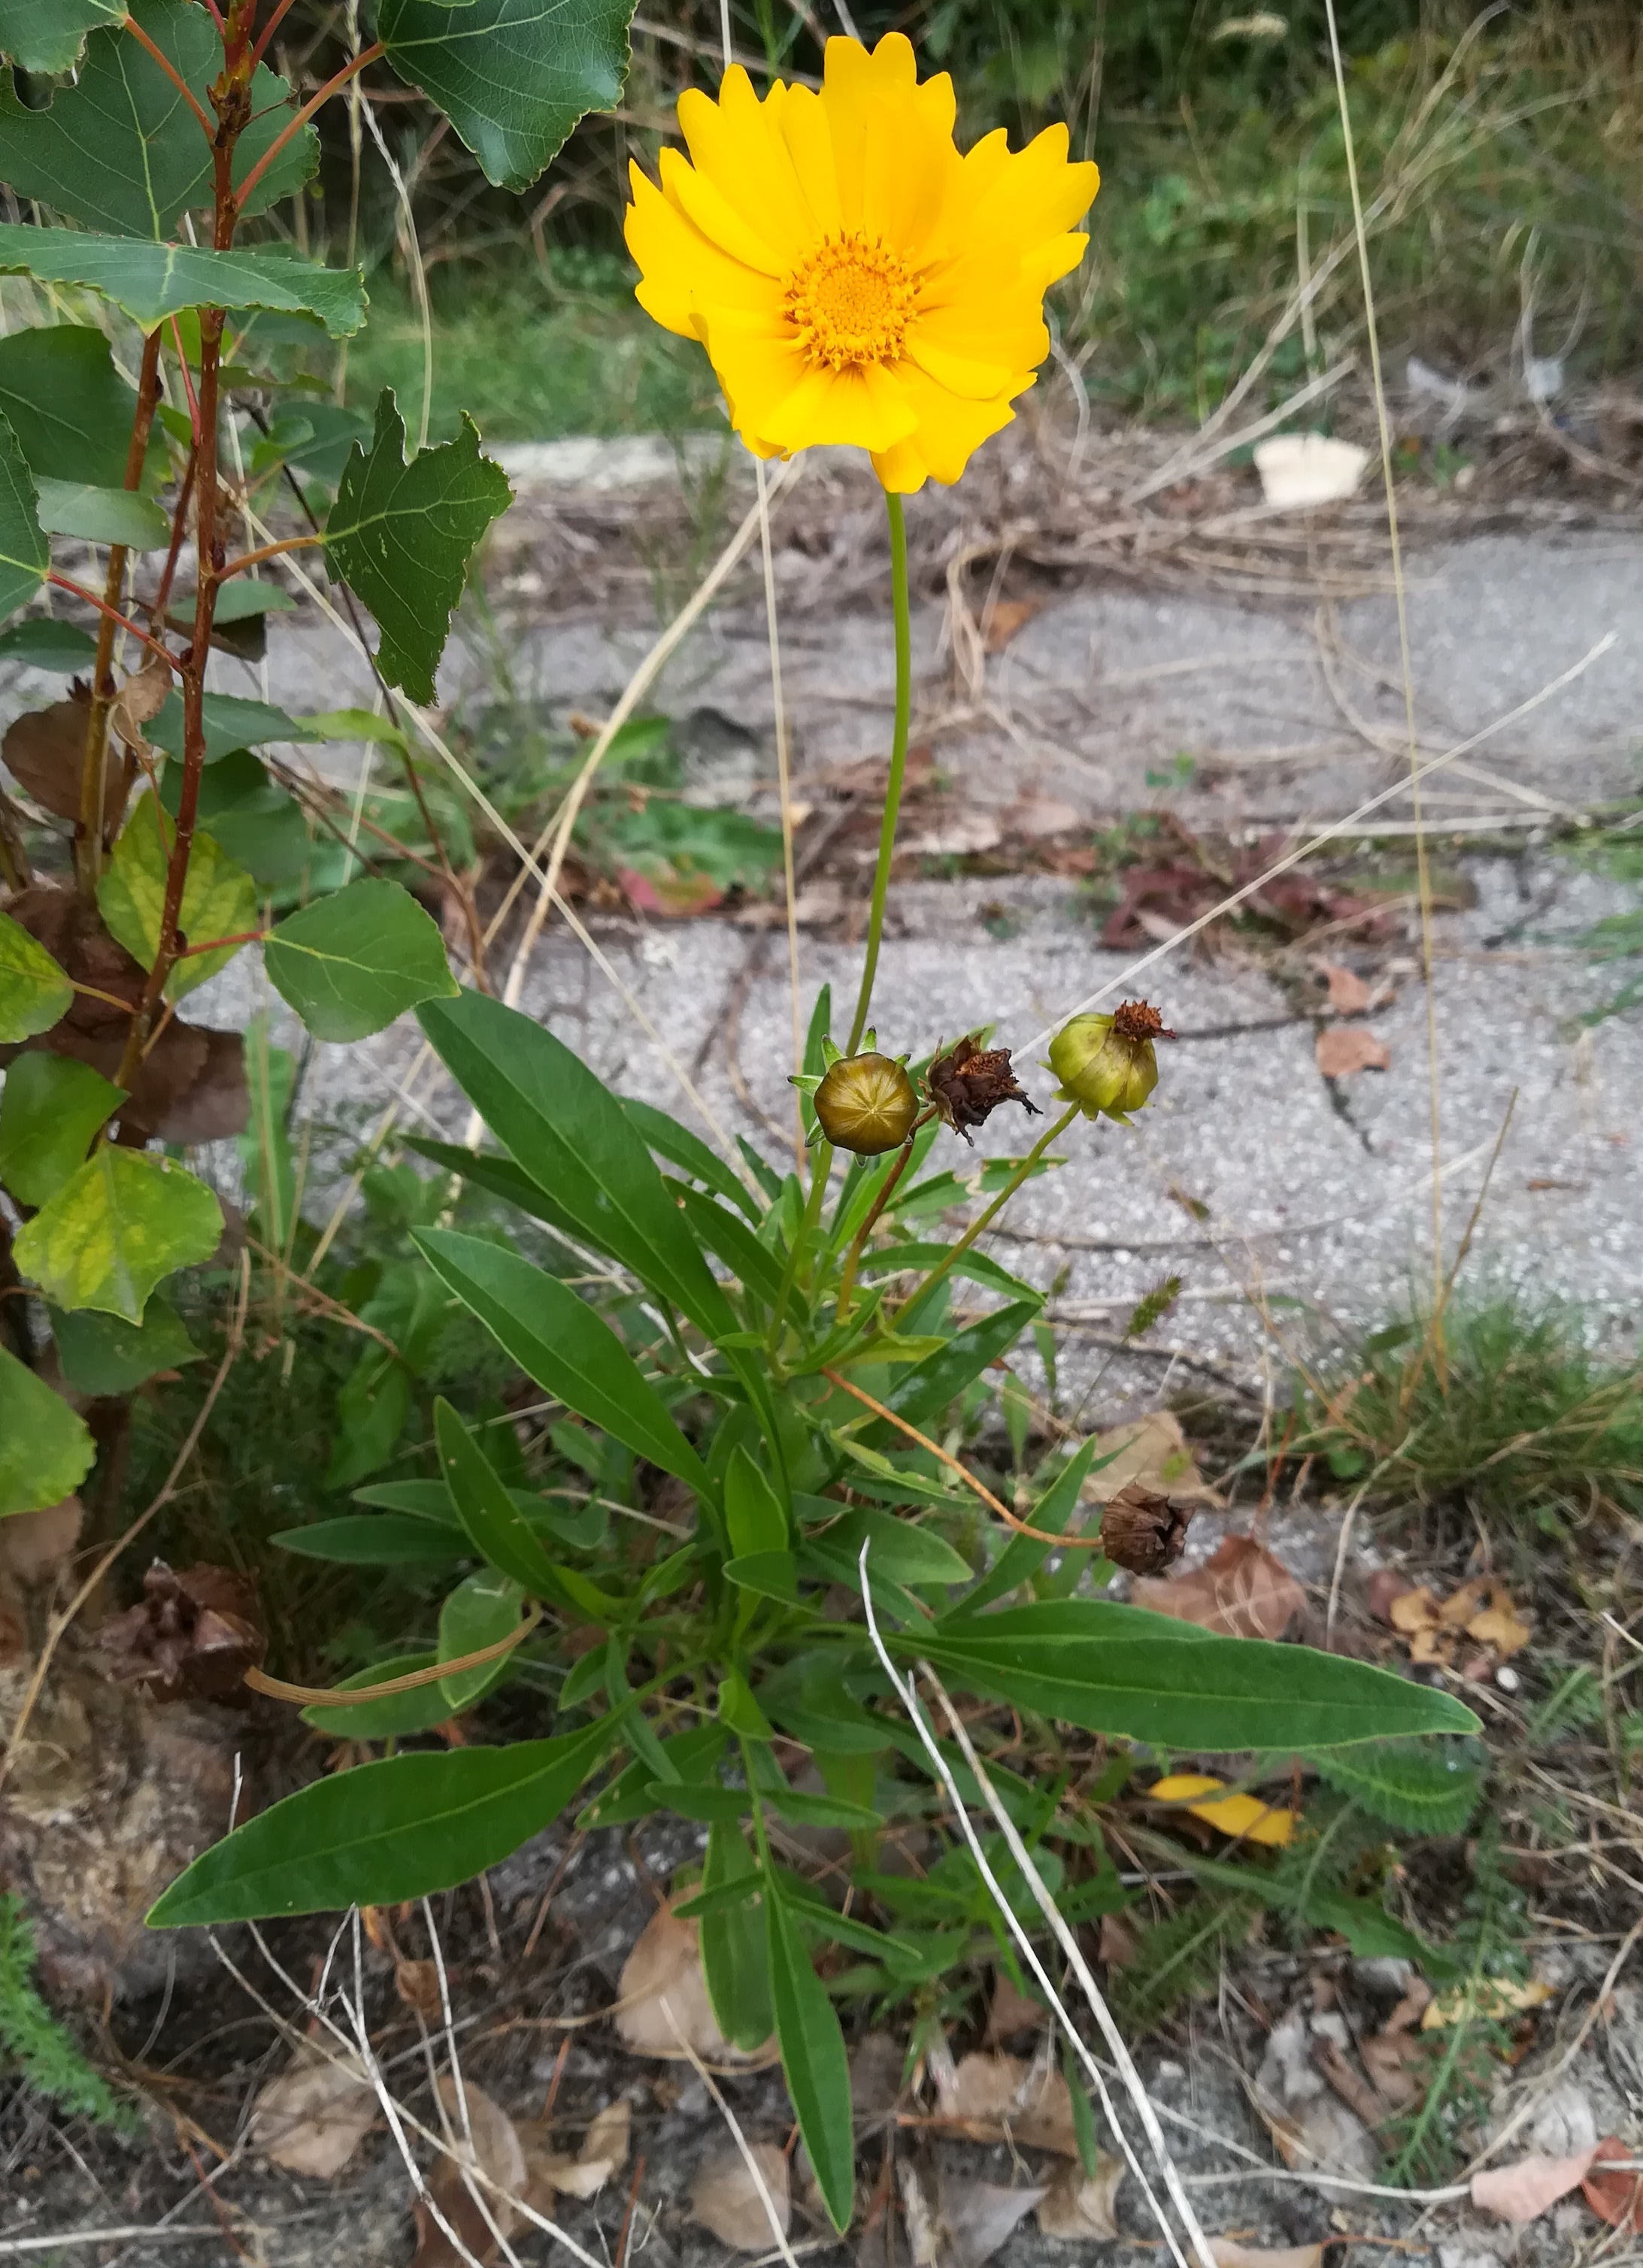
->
[690,2142,790,2250]
[1316,1025,1390,1077]
[3,694,120,828]
[1086,1410,1220,1506]
[936,2172,1047,2268]
[1357,2023,1427,2115]
[1099,1911,1141,1968]
[536,2099,631,2199]
[1420,1977,1554,2030]
[1004,792,1083,839]
[108,650,171,750]
[1472,2145,1598,2224]
[982,598,1039,651]
[1317,961,1373,1015]
[1582,2137,1643,2233]
[0,1497,83,1580]
[614,1901,775,2065]
[932,2051,1078,2154]
[411,2076,527,2268]
[247,2046,376,2178]
[1208,2244,1324,2268]
[986,1972,1046,2044]
[1036,2156,1125,2241]
[1463,1585,1532,1659]
[1132,1534,1305,1640]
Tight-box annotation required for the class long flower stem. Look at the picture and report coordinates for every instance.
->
[835,1109,935,1321]
[846,487,911,1053]
[892,1101,1080,1325]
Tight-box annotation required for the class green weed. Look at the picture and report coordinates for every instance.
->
[0,1897,140,2135]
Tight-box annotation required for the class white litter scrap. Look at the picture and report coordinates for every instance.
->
[1253,433,1369,508]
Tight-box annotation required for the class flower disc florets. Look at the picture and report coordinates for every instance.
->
[1046,1000,1175,1125]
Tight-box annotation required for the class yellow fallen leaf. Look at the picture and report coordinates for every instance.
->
[1148,1774,1296,1847]
[1388,1586,1441,1634]
[1420,1978,1554,2030]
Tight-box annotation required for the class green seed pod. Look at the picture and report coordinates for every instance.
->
[811,1047,917,1155]
[1047,1000,1174,1125]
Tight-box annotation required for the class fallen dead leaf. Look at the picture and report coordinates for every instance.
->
[1132,1534,1305,1640]
[1036,2156,1125,2240]
[395,1958,443,2016]
[934,2051,1078,2154]
[1388,1586,1440,1635]
[0,1496,83,1580]
[1472,2145,1598,2224]
[936,2172,1047,2268]
[614,1902,775,2066]
[1463,1587,1532,1659]
[1420,1978,1555,2030]
[1003,792,1083,840]
[690,2141,790,2250]
[982,598,1039,651]
[108,650,171,749]
[247,2045,377,2178]
[1208,2244,1325,2268]
[1358,2023,1427,2115]
[1099,1911,1141,1968]
[1253,431,1369,507]
[1253,2006,1379,2199]
[985,1972,1046,2043]
[901,807,1005,858]
[411,2076,526,2268]
[1086,1410,1220,1506]
[1147,1773,1297,1847]
[537,2099,632,2199]
[1316,1025,1390,1077]
[1317,961,1373,1015]
[1581,2137,1643,2233]
[3,694,120,828]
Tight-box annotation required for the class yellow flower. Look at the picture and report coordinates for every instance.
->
[623,34,1099,492]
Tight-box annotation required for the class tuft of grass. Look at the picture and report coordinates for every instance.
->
[1300,1295,1643,1536]
[0,1896,141,2134]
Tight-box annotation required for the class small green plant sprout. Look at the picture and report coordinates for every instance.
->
[0,1896,139,2135]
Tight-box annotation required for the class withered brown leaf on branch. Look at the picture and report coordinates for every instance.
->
[1098,1482,1195,1576]
[2,691,121,829]
[925,1034,1040,1143]
[94,1561,266,1702]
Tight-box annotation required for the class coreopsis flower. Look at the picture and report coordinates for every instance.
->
[793,1034,917,1153]
[1047,1000,1175,1125]
[623,33,1099,492]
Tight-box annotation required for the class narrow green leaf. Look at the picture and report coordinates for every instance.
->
[724,1552,800,1604]
[0,0,316,239]
[264,877,458,1041]
[351,1480,462,1525]
[98,805,257,1001]
[300,1652,455,1743]
[0,227,367,337]
[32,480,168,550]
[0,1,127,74]
[417,992,736,1345]
[0,1055,123,1207]
[0,410,47,628]
[324,389,511,704]
[768,1786,882,1829]
[1309,1740,1484,1836]
[434,1396,565,1599]
[726,1447,789,1558]
[50,1297,196,1396]
[148,1718,626,1924]
[271,1516,465,1566]
[821,1509,972,1588]
[719,1669,774,1740]
[402,1134,589,1249]
[0,619,97,671]
[0,1343,95,1516]
[377,0,632,191]
[700,1822,774,2052]
[950,1437,1104,1617]
[0,326,150,487]
[439,1569,525,1714]
[862,1301,1040,1436]
[917,1600,1481,1751]
[416,1230,710,1494]
[671,1182,787,1309]
[765,1877,854,2230]
[14,1149,222,1323]
[622,1095,759,1220]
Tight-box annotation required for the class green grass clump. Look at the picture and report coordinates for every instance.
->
[1302,1297,1643,1536]
[0,1897,141,2134]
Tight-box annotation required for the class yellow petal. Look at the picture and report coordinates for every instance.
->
[757,358,918,453]
[777,84,844,238]
[660,145,786,279]
[1148,1774,1297,1849]
[676,72,817,265]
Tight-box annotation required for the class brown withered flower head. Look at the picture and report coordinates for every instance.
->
[1098,1482,1195,1578]
[93,1560,266,1702]
[925,1035,1041,1145]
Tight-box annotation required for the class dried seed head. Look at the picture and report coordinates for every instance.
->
[1046,1000,1175,1125]
[1098,1483,1195,1576]
[925,1035,1041,1144]
[796,1034,918,1155]
[93,1559,266,1701]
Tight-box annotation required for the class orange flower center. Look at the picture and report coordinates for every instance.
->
[783,233,917,371]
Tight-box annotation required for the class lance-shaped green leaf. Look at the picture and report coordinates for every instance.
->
[0,907,70,1041]
[98,804,258,1001]
[0,1055,123,1207]
[377,0,633,192]
[0,407,47,626]
[432,1395,596,1612]
[765,1875,854,2230]
[0,0,317,239]
[263,876,458,1040]
[0,1343,95,1516]
[14,1148,222,1322]
[0,1,126,74]
[416,1229,711,1494]
[438,1568,526,1715]
[324,390,510,704]
[0,326,152,488]
[916,1599,1480,1752]
[148,1718,626,1924]
[0,229,367,337]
